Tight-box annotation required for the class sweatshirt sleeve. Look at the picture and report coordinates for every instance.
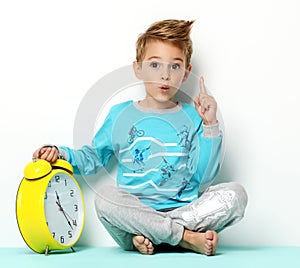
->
[59,111,114,176]
[189,117,223,188]
[198,124,222,186]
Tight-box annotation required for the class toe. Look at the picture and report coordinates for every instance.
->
[132,235,154,255]
[134,235,145,244]
[205,242,212,250]
[205,230,214,240]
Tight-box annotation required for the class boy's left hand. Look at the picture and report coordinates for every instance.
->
[193,76,218,125]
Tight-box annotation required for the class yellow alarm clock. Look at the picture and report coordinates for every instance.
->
[16,145,85,255]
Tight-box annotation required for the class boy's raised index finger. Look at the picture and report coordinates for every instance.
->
[199,76,207,95]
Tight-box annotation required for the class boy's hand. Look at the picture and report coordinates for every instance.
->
[194,76,218,125]
[33,146,58,163]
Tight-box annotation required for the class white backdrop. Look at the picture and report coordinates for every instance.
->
[1,0,299,247]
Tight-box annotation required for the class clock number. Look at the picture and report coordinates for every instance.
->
[68,230,72,238]
[70,189,74,197]
[72,219,77,226]
[64,179,67,186]
[55,175,60,183]
[52,232,55,238]
[74,204,78,212]
[48,181,52,188]
[44,192,48,199]
[60,236,65,244]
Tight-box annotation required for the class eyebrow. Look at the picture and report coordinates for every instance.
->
[145,56,184,62]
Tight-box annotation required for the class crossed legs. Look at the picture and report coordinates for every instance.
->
[95,182,247,255]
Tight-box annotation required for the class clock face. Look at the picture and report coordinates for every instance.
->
[44,172,84,245]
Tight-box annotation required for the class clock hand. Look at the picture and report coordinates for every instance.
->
[55,191,75,222]
[61,208,75,223]
[55,190,76,228]
[55,190,62,203]
[56,201,74,230]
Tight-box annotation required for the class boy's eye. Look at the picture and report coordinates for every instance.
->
[170,63,181,70]
[150,62,160,68]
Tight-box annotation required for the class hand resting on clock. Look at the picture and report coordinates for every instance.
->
[33,146,58,164]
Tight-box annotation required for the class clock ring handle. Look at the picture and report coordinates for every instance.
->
[33,144,60,162]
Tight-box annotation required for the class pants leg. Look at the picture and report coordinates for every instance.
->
[94,185,184,250]
[95,182,247,250]
[167,182,248,232]
[98,216,136,250]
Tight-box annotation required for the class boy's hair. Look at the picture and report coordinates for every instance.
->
[136,19,195,67]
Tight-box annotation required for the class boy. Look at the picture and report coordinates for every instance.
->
[34,19,247,255]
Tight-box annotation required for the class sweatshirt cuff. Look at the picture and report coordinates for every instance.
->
[202,122,220,138]
[58,147,69,161]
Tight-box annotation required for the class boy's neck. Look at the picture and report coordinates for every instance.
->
[139,98,178,109]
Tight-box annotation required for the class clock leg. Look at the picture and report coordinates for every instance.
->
[71,247,75,253]
[45,245,50,256]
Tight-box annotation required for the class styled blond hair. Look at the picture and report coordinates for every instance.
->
[136,19,195,66]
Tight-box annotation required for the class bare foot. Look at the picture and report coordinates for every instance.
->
[132,235,154,255]
[179,230,218,256]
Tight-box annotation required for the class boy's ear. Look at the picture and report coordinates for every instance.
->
[182,64,192,83]
[133,61,142,80]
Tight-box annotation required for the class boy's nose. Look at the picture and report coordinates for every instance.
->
[161,66,170,81]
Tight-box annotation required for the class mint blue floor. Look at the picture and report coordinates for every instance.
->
[1,247,299,268]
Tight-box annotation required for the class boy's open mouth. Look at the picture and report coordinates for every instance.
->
[160,85,170,91]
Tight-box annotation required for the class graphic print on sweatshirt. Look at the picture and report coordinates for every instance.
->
[110,102,203,207]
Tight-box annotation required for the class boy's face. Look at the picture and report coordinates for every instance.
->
[134,40,191,107]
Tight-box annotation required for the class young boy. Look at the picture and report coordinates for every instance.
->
[34,19,247,255]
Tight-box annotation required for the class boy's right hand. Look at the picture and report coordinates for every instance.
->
[32,146,58,164]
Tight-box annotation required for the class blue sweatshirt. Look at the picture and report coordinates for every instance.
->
[60,100,222,210]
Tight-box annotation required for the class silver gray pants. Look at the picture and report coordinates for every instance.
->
[94,182,248,250]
